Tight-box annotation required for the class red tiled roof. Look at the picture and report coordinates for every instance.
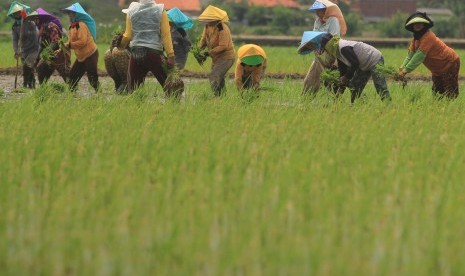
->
[118,0,201,12]
[163,0,201,12]
[247,0,300,9]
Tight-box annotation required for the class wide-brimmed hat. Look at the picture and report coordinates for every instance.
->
[167,7,194,30]
[309,1,326,11]
[297,31,327,55]
[405,12,434,32]
[7,1,30,17]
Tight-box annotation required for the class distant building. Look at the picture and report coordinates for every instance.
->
[246,0,300,9]
[118,0,202,16]
[224,0,300,9]
[349,0,417,21]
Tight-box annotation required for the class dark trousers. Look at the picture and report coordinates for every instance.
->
[21,59,35,89]
[37,51,70,84]
[68,50,100,92]
[432,58,460,99]
[128,50,167,92]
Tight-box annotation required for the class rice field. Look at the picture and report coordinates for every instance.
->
[2,75,465,274]
[1,41,465,76]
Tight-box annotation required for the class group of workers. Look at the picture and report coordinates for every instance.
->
[7,0,461,101]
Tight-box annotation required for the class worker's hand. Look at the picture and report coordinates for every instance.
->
[166,56,175,69]
[339,76,349,86]
[395,69,407,81]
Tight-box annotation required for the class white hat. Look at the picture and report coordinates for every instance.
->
[122,2,140,14]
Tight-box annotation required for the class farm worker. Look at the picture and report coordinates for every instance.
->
[319,33,391,103]
[198,5,235,97]
[303,0,346,94]
[398,12,460,99]
[8,1,39,89]
[104,4,136,94]
[62,3,100,92]
[119,0,176,94]
[234,44,267,92]
[167,7,193,70]
[26,8,70,84]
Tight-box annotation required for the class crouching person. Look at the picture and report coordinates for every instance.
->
[398,12,460,99]
[319,33,391,103]
[104,31,130,94]
[235,44,267,94]
[119,0,176,95]
[27,8,70,84]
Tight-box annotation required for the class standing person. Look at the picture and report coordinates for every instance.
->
[303,0,346,94]
[119,0,176,95]
[62,2,100,93]
[198,5,235,97]
[398,12,460,99]
[27,8,70,84]
[234,44,267,93]
[8,1,39,89]
[318,33,391,103]
[167,7,193,70]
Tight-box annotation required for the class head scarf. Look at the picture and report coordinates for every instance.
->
[62,2,97,41]
[238,44,267,65]
[405,12,434,40]
[309,0,347,36]
[167,7,194,31]
[198,5,229,23]
[321,34,340,58]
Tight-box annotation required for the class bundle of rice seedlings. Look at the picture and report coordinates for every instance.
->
[164,66,184,99]
[58,35,70,54]
[190,38,209,66]
[375,64,398,77]
[375,64,408,87]
[321,69,340,89]
[40,41,54,65]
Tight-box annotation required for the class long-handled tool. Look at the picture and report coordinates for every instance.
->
[14,17,24,90]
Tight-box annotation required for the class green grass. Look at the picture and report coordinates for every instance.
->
[1,80,465,274]
[2,42,465,76]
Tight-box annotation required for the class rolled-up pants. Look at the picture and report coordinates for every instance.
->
[210,58,234,96]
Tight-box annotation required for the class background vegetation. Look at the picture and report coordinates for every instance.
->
[1,0,464,38]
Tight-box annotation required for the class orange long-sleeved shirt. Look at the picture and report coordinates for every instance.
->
[408,31,459,76]
[199,22,235,63]
[120,10,174,57]
[68,22,97,62]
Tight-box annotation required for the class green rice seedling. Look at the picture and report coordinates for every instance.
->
[190,38,209,66]
[375,63,398,77]
[164,66,184,99]
[320,68,340,91]
[376,63,408,88]
[39,41,54,66]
